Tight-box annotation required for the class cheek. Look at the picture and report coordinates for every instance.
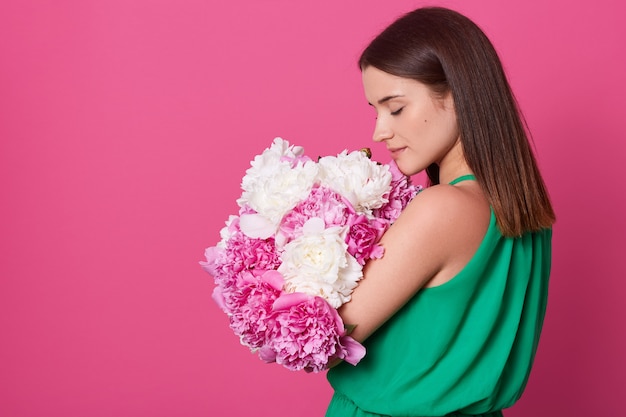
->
[428,109,458,146]
[399,112,429,143]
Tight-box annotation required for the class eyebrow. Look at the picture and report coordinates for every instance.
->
[369,94,404,106]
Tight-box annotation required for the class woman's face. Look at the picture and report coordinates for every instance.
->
[361,66,460,176]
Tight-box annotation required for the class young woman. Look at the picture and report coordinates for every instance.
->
[325,7,555,417]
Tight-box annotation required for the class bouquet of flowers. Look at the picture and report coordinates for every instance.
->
[201,137,420,372]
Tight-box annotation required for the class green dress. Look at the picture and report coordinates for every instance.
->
[326,175,552,417]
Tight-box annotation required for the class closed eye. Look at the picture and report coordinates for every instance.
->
[391,107,404,116]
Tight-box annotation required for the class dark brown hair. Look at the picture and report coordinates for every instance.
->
[359,7,555,236]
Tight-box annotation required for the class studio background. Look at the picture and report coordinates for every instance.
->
[1,0,624,416]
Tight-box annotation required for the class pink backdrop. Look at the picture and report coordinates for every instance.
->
[1,0,624,415]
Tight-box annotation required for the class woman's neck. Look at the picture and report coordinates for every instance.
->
[437,140,473,184]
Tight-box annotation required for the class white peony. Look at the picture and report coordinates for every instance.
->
[278,217,363,308]
[240,137,306,187]
[237,138,318,238]
[317,150,392,217]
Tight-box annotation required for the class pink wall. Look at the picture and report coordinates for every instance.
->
[1,0,624,415]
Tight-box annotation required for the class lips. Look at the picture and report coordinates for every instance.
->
[387,147,406,156]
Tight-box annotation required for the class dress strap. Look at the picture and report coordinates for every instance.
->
[449,174,476,185]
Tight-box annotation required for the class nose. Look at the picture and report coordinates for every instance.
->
[372,117,393,142]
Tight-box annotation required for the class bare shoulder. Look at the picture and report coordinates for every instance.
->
[403,182,488,223]
[400,181,491,287]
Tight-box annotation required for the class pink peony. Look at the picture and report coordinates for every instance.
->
[226,270,284,349]
[346,215,388,265]
[200,214,280,288]
[372,160,421,223]
[221,231,281,281]
[278,186,355,246]
[259,292,365,373]
[229,237,279,273]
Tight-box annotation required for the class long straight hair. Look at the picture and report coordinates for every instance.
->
[359,7,555,236]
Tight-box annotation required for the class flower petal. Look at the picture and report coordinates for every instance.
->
[272,292,311,311]
[211,286,227,312]
[339,336,366,365]
[258,345,277,363]
[301,216,325,235]
[260,270,285,291]
[239,213,276,239]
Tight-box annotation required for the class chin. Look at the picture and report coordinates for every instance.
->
[396,161,420,177]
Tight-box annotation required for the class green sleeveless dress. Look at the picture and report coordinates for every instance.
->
[326,175,552,417]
